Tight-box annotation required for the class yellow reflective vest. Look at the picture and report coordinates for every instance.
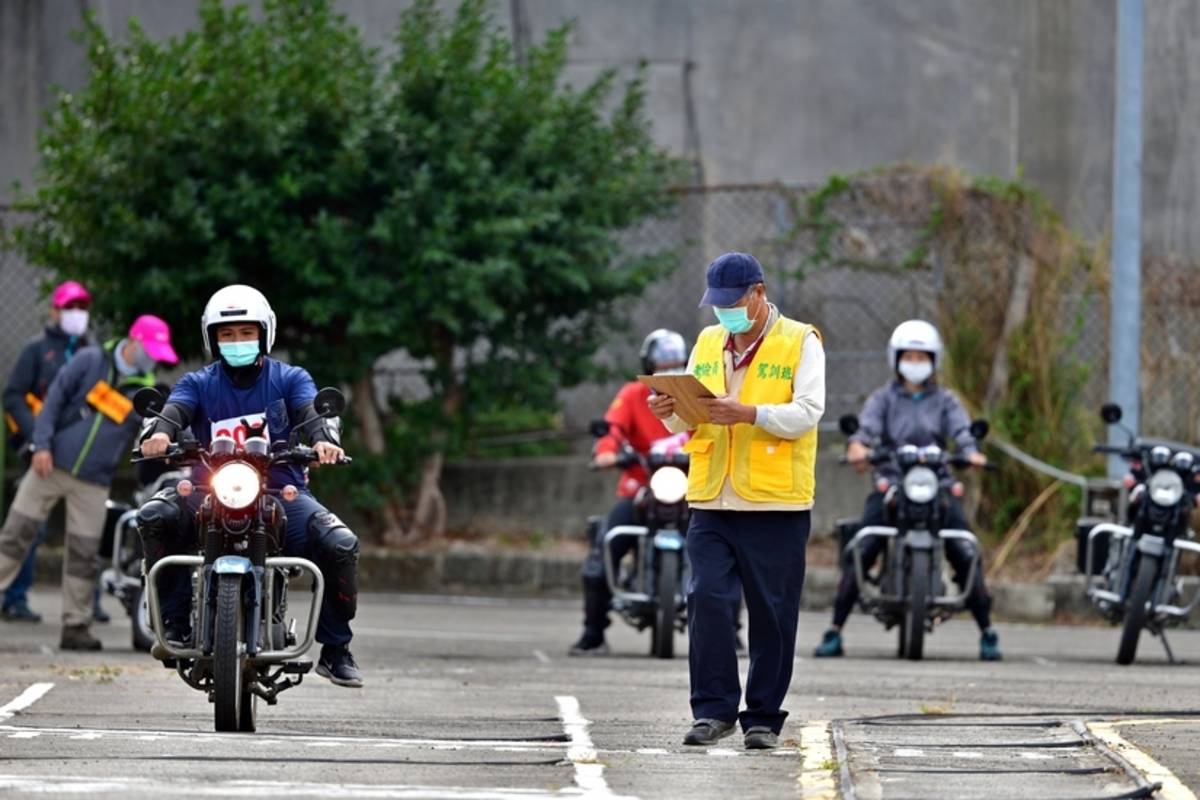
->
[683,316,819,505]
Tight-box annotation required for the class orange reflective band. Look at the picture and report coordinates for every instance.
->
[25,393,43,416]
[4,412,17,434]
[86,380,133,425]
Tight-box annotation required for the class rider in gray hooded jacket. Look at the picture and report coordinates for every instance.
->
[814,320,1002,661]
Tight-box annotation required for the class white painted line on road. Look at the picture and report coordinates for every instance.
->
[0,682,53,720]
[1032,656,1057,666]
[951,751,983,759]
[0,775,565,798]
[7,731,39,739]
[893,748,925,758]
[532,650,551,664]
[796,720,837,800]
[1089,722,1197,800]
[1019,751,1055,760]
[0,723,563,751]
[555,695,633,800]
[707,747,738,757]
[636,748,668,755]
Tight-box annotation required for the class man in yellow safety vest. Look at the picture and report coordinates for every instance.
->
[649,251,825,750]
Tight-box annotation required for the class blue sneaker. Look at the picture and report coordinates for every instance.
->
[814,629,844,658]
[980,629,1002,661]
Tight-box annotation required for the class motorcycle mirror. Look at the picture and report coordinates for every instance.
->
[838,414,860,436]
[133,387,166,418]
[969,419,990,440]
[314,387,346,418]
[1101,403,1123,425]
[589,419,610,438]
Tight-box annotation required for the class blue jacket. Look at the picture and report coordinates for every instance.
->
[3,325,89,447]
[167,357,321,488]
[32,344,153,486]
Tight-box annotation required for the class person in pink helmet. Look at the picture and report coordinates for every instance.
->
[1,281,94,623]
[0,314,177,650]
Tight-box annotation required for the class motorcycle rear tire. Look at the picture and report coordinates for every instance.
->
[1116,555,1157,666]
[651,551,680,660]
[214,574,247,732]
[903,550,930,661]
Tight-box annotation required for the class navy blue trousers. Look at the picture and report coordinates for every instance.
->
[158,490,352,647]
[686,508,809,733]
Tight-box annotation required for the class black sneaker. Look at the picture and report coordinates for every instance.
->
[744,726,779,750]
[683,718,736,746]
[317,644,364,688]
[151,619,192,660]
[2,602,42,623]
[568,630,609,657]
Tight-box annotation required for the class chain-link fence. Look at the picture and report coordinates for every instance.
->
[5,184,1200,449]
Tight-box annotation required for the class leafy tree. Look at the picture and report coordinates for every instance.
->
[7,0,681,542]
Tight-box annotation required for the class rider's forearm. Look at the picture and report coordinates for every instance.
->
[293,402,339,446]
[142,402,194,441]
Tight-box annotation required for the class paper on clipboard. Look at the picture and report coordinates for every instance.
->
[638,373,715,425]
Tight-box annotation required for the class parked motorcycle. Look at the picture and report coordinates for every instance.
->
[131,385,350,732]
[1083,403,1200,665]
[589,420,690,659]
[98,464,190,652]
[838,414,992,660]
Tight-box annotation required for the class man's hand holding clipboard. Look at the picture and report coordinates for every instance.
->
[641,373,759,427]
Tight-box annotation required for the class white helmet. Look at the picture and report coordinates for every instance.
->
[201,284,277,359]
[887,319,943,370]
[640,329,688,374]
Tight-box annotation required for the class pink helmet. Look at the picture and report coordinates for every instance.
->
[128,315,179,366]
[51,281,91,309]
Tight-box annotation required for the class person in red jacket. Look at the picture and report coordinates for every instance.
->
[570,329,688,655]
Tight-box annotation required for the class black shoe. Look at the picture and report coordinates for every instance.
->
[814,629,844,658]
[744,726,779,750]
[683,718,736,746]
[60,624,102,651]
[317,644,364,688]
[980,628,1003,661]
[568,630,609,657]
[2,602,42,623]
[151,619,192,660]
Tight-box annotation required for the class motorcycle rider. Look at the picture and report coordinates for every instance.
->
[814,319,1002,661]
[2,281,96,623]
[569,329,690,656]
[0,314,176,650]
[137,285,364,688]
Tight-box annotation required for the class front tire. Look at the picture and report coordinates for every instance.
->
[903,550,930,661]
[1117,554,1158,666]
[213,574,246,732]
[131,586,155,653]
[651,551,680,659]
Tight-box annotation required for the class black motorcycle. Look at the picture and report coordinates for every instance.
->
[132,386,350,732]
[1083,403,1200,665]
[99,465,190,652]
[838,414,991,660]
[589,420,691,659]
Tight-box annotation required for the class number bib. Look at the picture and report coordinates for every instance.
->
[211,413,269,447]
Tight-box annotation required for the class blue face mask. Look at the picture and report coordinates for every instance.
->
[713,305,754,334]
[219,341,260,368]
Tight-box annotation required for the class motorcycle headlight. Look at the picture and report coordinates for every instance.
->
[649,466,688,505]
[211,461,261,510]
[903,466,939,504]
[1148,469,1184,507]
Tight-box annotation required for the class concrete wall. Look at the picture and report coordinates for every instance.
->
[442,445,871,538]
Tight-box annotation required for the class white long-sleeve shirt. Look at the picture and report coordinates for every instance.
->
[664,305,826,510]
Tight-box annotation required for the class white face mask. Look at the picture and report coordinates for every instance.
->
[898,360,934,386]
[60,309,89,337]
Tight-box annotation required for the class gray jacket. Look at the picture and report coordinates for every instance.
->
[849,380,978,478]
[31,344,153,486]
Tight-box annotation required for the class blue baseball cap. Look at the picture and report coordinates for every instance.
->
[698,252,765,307]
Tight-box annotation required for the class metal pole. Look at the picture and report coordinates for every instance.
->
[1109,0,1143,478]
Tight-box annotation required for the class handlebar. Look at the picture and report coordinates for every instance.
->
[133,443,352,466]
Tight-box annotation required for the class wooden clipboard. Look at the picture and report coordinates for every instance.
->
[638,373,715,425]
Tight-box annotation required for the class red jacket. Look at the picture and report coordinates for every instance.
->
[594,381,670,498]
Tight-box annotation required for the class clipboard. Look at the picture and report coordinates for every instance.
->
[638,373,715,425]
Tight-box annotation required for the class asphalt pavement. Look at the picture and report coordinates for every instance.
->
[1,588,1199,799]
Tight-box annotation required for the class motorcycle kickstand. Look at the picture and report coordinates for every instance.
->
[1155,625,1179,665]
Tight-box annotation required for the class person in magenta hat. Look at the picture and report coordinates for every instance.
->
[1,280,94,623]
[0,314,177,650]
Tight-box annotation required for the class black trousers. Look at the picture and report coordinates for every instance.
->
[686,508,809,734]
[580,498,640,633]
[832,492,991,630]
